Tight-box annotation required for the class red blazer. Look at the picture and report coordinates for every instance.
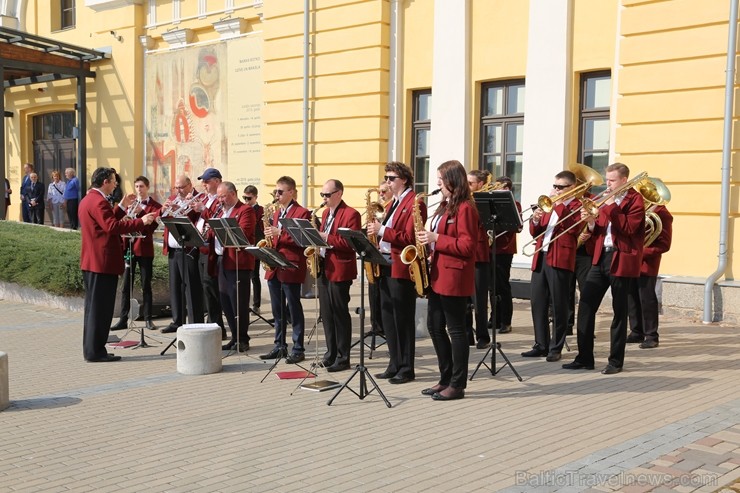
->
[429,201,479,297]
[474,222,490,263]
[641,205,672,277]
[205,201,256,275]
[265,200,311,283]
[161,193,200,255]
[125,198,162,258]
[591,188,645,277]
[79,190,148,276]
[529,199,581,272]
[381,191,427,281]
[321,201,361,282]
[198,195,221,255]
[495,201,522,254]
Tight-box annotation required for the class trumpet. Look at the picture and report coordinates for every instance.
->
[364,188,386,283]
[401,188,439,297]
[305,203,326,279]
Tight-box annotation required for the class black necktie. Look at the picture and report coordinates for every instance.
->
[382,199,399,226]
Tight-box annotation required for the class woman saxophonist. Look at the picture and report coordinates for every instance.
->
[416,160,479,401]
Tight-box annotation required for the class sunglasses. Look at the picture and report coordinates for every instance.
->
[274,189,286,195]
[552,184,570,190]
[319,190,338,198]
[242,195,254,201]
[384,175,400,182]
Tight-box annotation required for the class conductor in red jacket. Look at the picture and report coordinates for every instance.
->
[79,167,157,362]
[416,160,479,401]
[316,179,362,372]
[563,163,645,374]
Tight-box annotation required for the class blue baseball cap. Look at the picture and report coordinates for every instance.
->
[197,168,222,181]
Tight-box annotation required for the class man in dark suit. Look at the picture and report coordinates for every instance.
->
[25,172,44,224]
[366,161,427,384]
[316,179,362,372]
[563,162,645,374]
[627,204,673,349]
[259,176,311,363]
[522,170,581,362]
[491,176,521,334]
[20,163,33,223]
[110,176,162,331]
[79,167,157,362]
[204,181,256,352]
[3,177,11,220]
[243,185,264,314]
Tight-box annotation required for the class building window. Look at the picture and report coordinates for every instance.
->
[578,71,611,180]
[411,90,432,194]
[480,80,525,201]
[33,112,76,141]
[61,0,75,29]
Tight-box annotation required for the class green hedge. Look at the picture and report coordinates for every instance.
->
[0,221,169,297]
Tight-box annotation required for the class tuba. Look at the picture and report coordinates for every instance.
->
[401,189,440,297]
[255,193,278,271]
[364,188,386,283]
[640,177,671,247]
[305,203,326,279]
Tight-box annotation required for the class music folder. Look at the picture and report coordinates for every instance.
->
[337,228,390,267]
[160,216,207,248]
[207,217,251,249]
[473,190,523,233]
[279,218,330,249]
[244,246,297,270]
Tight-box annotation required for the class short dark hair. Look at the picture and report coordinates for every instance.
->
[384,161,414,188]
[276,176,297,190]
[134,176,150,187]
[554,170,576,185]
[468,169,490,183]
[496,176,513,193]
[91,167,117,188]
[243,185,258,196]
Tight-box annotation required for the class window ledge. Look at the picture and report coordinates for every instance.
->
[85,0,143,12]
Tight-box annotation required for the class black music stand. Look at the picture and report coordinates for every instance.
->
[119,234,157,349]
[470,190,523,381]
[159,216,206,356]
[327,228,391,407]
[209,217,252,359]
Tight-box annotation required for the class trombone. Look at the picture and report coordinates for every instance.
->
[522,171,650,257]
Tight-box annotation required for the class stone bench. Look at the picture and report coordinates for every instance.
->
[176,324,222,375]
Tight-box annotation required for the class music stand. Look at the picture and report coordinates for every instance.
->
[327,228,391,407]
[159,216,207,356]
[209,217,252,360]
[470,190,523,381]
[118,234,158,349]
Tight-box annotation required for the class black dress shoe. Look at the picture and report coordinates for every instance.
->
[432,387,465,401]
[110,319,128,331]
[222,340,236,350]
[601,364,623,375]
[259,347,287,360]
[286,352,305,364]
[145,319,156,330]
[626,333,644,344]
[545,352,562,362]
[521,348,547,357]
[476,340,491,350]
[421,384,448,396]
[498,325,512,334]
[238,342,250,352]
[321,358,333,368]
[562,361,595,370]
[87,354,121,362]
[389,374,414,384]
[161,323,179,334]
[639,340,659,349]
[375,370,395,379]
[221,327,228,340]
[326,362,351,372]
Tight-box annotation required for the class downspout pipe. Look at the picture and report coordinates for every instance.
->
[703,0,738,323]
[302,0,309,205]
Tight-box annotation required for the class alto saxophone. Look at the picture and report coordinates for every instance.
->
[305,203,326,279]
[256,194,278,271]
[364,188,385,284]
[400,189,439,297]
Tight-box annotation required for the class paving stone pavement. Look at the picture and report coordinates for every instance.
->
[1,288,739,492]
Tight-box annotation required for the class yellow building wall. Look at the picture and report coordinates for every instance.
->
[262,0,390,210]
[616,0,737,277]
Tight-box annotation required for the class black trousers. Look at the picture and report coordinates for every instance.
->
[530,255,573,354]
[628,275,660,342]
[29,205,43,224]
[168,249,204,326]
[251,263,262,308]
[21,199,30,223]
[427,290,469,389]
[574,251,634,368]
[268,278,305,353]
[378,265,417,378]
[318,274,352,365]
[492,253,514,328]
[472,261,491,343]
[66,198,79,230]
[119,255,154,320]
[199,253,224,329]
[368,276,384,334]
[218,257,251,344]
[82,270,118,361]
[568,250,593,329]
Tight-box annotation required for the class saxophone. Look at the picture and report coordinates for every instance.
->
[305,203,326,279]
[400,189,439,297]
[256,194,278,271]
[364,188,386,284]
